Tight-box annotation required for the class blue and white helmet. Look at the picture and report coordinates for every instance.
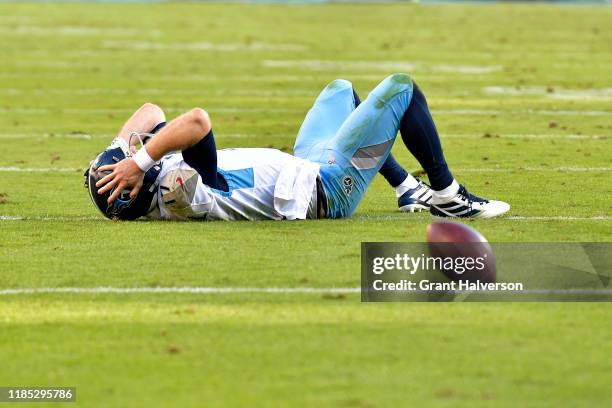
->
[84,137,161,220]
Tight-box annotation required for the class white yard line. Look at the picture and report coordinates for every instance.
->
[103,40,306,52]
[61,107,302,114]
[0,26,156,37]
[507,216,612,221]
[2,107,607,116]
[0,107,304,114]
[0,216,101,221]
[482,86,612,100]
[0,73,315,81]
[263,60,502,74]
[441,133,608,140]
[355,214,611,221]
[0,167,81,172]
[0,88,314,96]
[0,133,99,140]
[0,108,48,114]
[0,133,264,140]
[0,287,360,296]
[431,109,610,116]
[454,167,612,172]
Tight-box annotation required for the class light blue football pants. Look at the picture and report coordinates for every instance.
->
[294,73,414,219]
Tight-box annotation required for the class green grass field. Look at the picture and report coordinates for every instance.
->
[0,2,611,406]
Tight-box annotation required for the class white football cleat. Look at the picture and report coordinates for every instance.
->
[398,179,432,213]
[430,184,510,219]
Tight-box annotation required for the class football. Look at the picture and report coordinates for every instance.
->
[426,221,496,283]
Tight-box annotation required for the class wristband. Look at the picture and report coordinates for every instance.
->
[132,146,156,172]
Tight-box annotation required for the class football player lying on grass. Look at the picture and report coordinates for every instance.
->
[86,73,510,221]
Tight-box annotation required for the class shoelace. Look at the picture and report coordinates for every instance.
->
[458,185,488,213]
[415,179,432,193]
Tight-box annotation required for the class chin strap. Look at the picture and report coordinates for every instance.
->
[108,132,156,159]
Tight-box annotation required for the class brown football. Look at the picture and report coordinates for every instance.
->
[426,221,496,283]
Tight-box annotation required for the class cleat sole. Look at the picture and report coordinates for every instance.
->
[399,204,429,213]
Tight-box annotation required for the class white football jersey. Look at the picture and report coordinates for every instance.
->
[147,148,320,221]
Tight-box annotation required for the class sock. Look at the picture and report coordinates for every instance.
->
[433,179,459,198]
[395,174,420,197]
[379,153,409,188]
[399,83,454,191]
[352,89,362,107]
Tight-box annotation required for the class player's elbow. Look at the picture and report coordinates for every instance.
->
[140,102,165,121]
[141,102,162,114]
[189,108,212,135]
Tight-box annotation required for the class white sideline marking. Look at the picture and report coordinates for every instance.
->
[62,107,302,114]
[0,25,156,37]
[263,60,502,74]
[0,107,609,116]
[0,73,361,82]
[0,133,98,140]
[0,133,258,140]
[0,287,360,296]
[0,107,304,115]
[454,167,612,173]
[507,216,612,221]
[0,88,314,97]
[0,108,48,114]
[0,167,81,173]
[0,216,101,221]
[355,215,612,221]
[442,133,607,140]
[0,107,612,116]
[103,40,306,52]
[483,86,612,100]
[431,109,610,116]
